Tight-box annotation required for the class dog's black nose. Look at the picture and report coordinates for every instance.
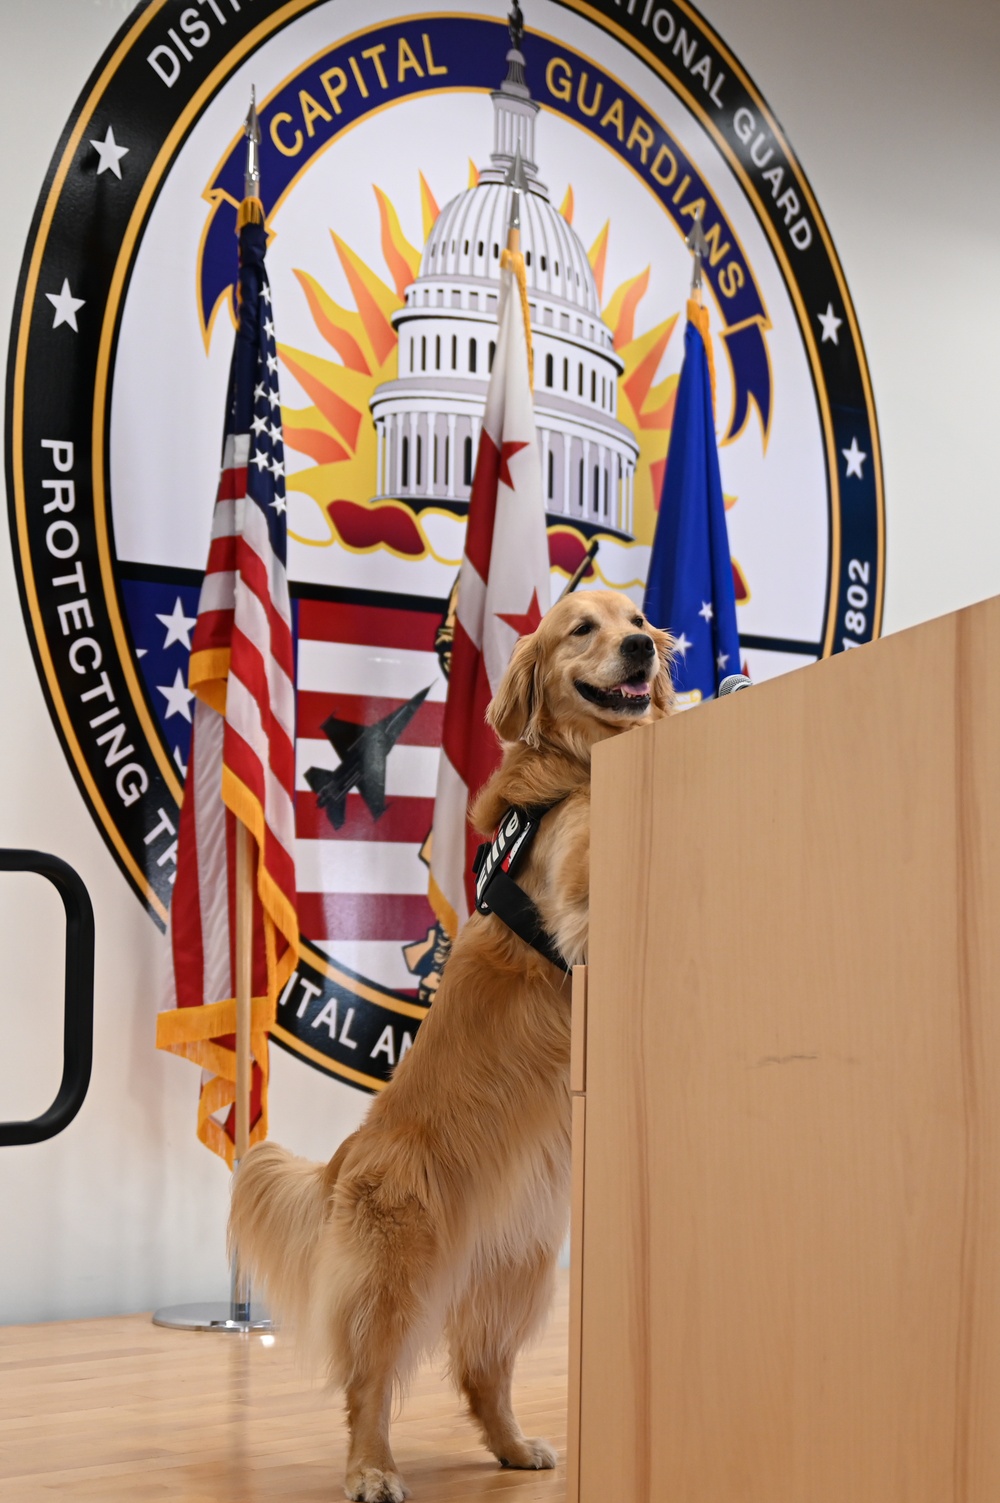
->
[621,633,655,662]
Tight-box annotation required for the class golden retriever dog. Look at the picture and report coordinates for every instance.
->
[229,588,673,1501]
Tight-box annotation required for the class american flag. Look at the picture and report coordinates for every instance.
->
[428,237,552,937]
[156,210,298,1166]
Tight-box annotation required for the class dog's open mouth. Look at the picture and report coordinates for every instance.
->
[575,672,651,713]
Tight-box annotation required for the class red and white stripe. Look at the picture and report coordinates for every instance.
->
[171,430,297,1024]
[293,599,443,991]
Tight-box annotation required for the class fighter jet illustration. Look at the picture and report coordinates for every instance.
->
[305,685,432,830]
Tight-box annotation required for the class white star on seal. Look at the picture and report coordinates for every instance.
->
[46,279,85,331]
[90,125,129,178]
[155,596,197,651]
[698,600,713,622]
[673,632,691,658]
[818,303,842,344]
[157,668,194,722]
[842,438,867,478]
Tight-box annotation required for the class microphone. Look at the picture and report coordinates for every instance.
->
[718,674,752,696]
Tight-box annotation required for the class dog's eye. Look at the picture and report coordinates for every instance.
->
[572,620,596,637]
[632,615,645,628]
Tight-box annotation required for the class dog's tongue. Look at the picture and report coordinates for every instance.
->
[618,680,650,698]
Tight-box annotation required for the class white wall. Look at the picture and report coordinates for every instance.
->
[1,0,998,1322]
[703,0,1000,635]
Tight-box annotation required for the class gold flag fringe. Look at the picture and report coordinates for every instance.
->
[237,196,265,231]
[501,247,534,389]
[686,296,717,419]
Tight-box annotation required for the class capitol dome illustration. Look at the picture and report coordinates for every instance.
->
[368,38,639,537]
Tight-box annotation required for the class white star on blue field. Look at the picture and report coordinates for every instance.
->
[120,571,302,780]
[119,576,203,778]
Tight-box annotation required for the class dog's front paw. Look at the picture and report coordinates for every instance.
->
[497,1437,558,1470]
[344,1466,409,1502]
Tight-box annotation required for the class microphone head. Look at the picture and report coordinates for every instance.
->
[718,674,752,696]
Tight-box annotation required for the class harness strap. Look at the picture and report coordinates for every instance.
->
[471,801,570,974]
[478,864,569,972]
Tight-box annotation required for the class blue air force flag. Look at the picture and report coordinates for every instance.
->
[643,300,742,702]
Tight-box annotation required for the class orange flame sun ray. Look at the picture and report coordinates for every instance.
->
[373,184,421,299]
[419,171,440,241]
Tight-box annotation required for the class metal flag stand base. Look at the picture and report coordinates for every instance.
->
[152,1301,272,1333]
[153,1246,273,1333]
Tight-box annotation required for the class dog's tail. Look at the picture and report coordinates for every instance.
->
[228,1140,335,1329]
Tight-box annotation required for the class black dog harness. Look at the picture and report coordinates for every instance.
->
[472,804,569,973]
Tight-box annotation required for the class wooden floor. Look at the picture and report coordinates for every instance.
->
[0,1273,569,1501]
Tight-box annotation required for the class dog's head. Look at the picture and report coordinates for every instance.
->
[487,590,674,753]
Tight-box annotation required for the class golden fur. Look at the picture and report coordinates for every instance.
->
[229,589,673,1502]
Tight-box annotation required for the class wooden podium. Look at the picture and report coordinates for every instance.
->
[567,595,1000,1502]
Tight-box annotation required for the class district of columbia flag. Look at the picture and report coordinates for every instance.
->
[428,209,552,938]
[643,298,742,705]
[156,197,299,1166]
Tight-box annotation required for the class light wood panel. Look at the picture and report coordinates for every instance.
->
[0,1273,569,1501]
[581,595,1000,1502]
[570,965,588,1096]
[566,965,588,1503]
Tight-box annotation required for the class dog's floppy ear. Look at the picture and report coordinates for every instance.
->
[487,632,543,745]
[650,625,676,715]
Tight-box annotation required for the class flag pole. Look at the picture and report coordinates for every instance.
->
[683,205,717,413]
[506,149,522,257]
[503,148,532,388]
[227,86,262,1328]
[685,204,707,299]
[230,818,254,1323]
[233,826,253,1177]
[558,538,600,600]
[426,24,553,959]
[152,89,271,1333]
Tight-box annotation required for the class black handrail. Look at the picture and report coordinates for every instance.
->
[0,850,95,1145]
